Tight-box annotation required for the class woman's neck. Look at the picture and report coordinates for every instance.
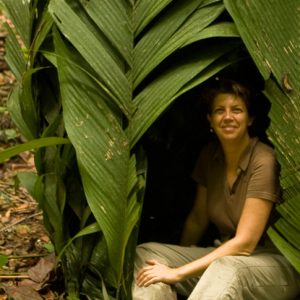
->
[221,135,251,169]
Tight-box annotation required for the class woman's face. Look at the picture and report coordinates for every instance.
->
[208,93,253,143]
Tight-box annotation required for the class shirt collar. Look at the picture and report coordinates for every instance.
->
[239,137,259,171]
[213,137,259,171]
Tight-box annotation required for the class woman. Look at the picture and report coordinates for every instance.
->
[132,78,300,299]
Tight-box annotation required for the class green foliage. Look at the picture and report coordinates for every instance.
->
[2,0,239,298]
[0,254,8,268]
[4,0,299,298]
[0,137,70,162]
[224,0,300,272]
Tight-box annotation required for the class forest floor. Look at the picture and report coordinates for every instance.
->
[0,152,62,300]
[0,13,63,300]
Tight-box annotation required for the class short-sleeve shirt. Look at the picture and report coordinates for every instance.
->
[192,137,281,240]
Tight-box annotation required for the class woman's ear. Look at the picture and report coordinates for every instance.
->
[207,114,211,124]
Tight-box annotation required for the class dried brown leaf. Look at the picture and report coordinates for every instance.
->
[1,285,43,300]
[28,253,56,283]
[18,279,44,291]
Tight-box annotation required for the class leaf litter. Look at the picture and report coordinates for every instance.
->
[0,152,64,299]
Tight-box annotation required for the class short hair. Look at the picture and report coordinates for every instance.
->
[203,78,255,117]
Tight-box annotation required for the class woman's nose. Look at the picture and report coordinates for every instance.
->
[223,110,233,120]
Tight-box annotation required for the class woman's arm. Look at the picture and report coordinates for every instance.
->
[136,197,273,287]
[180,184,209,246]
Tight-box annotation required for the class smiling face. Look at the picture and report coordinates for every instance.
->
[208,93,253,144]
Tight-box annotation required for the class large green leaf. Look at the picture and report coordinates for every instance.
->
[133,0,173,36]
[3,24,27,81]
[224,0,300,272]
[53,29,133,278]
[224,0,299,86]
[30,10,54,63]
[133,1,227,87]
[133,0,207,87]
[264,79,300,270]
[9,68,41,139]
[264,80,300,179]
[80,0,132,67]
[47,0,241,295]
[48,0,132,117]
[7,84,35,140]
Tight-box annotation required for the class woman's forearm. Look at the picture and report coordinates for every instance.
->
[176,237,252,281]
[177,198,271,281]
[136,236,255,287]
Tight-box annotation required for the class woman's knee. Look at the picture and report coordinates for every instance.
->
[188,257,249,300]
[135,242,170,268]
[136,242,161,252]
[201,256,300,300]
[211,256,251,282]
[205,256,250,291]
[136,242,162,258]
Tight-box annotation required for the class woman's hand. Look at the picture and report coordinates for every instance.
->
[136,260,182,287]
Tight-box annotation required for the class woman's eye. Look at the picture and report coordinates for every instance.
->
[214,108,224,114]
[232,108,243,113]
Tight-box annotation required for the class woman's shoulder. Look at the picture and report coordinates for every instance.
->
[251,139,278,166]
[253,140,276,157]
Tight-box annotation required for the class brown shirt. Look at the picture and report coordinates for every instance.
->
[192,137,281,239]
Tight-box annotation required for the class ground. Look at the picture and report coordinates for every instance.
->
[0,152,62,300]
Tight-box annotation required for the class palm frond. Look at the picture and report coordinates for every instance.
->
[225,0,300,271]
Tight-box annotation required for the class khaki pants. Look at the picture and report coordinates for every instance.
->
[132,242,300,300]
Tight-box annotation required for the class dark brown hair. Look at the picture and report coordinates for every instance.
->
[204,78,255,117]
